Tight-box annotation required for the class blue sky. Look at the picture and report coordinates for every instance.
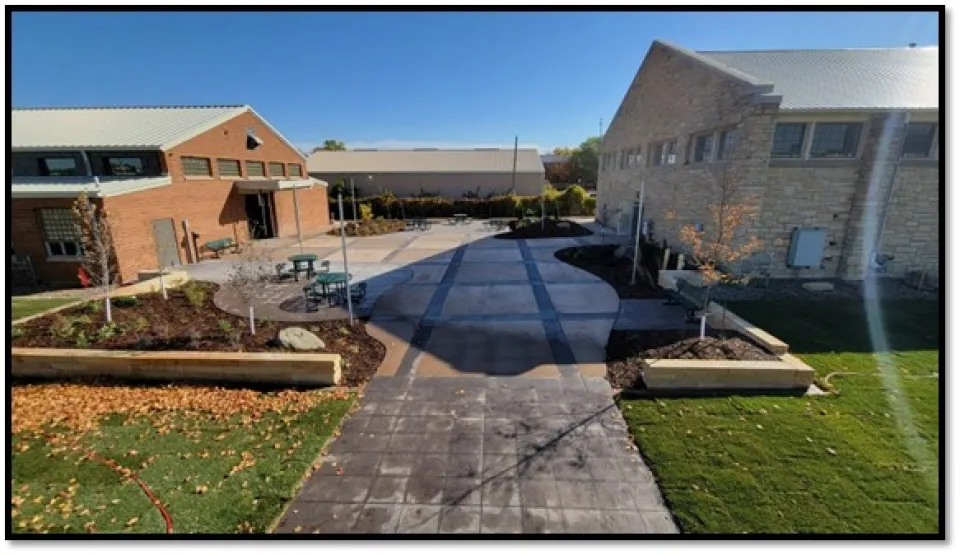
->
[12,10,939,152]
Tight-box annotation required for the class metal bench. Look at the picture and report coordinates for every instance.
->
[664,278,709,322]
[203,237,234,258]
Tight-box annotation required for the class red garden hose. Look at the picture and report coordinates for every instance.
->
[82,449,174,533]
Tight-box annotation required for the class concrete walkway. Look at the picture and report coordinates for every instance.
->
[264,221,679,534]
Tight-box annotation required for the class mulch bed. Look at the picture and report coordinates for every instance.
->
[495,218,593,239]
[327,219,405,237]
[606,329,778,390]
[11,282,385,387]
[554,244,665,299]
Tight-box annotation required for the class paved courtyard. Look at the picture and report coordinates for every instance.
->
[186,219,683,534]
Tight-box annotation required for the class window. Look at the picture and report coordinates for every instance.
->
[269,161,285,177]
[692,134,714,163]
[619,150,627,170]
[809,123,862,158]
[771,123,807,158]
[901,123,936,158]
[217,159,241,177]
[288,163,303,177]
[628,147,642,167]
[40,157,78,177]
[717,129,738,160]
[651,140,676,166]
[246,161,265,177]
[37,208,82,257]
[106,157,144,176]
[181,156,212,176]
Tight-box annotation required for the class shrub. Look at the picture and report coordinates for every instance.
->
[181,281,207,310]
[75,330,89,348]
[50,315,76,340]
[217,320,234,333]
[359,203,373,220]
[130,316,150,333]
[95,322,121,342]
[12,326,23,339]
[83,300,103,314]
[113,296,140,308]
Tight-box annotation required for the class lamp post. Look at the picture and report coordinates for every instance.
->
[350,177,358,222]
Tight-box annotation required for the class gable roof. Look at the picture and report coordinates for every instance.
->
[696,46,939,111]
[307,149,545,174]
[11,105,306,155]
[541,154,571,164]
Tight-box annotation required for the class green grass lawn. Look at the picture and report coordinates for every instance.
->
[11,385,354,534]
[11,297,80,321]
[619,299,940,534]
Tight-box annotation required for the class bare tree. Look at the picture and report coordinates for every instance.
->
[72,191,120,323]
[222,242,273,335]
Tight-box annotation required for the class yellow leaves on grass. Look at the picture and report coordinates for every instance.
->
[228,451,257,477]
[12,382,351,435]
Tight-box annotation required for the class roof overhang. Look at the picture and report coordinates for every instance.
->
[233,178,323,194]
[10,175,173,199]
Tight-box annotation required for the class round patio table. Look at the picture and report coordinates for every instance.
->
[288,253,318,282]
[314,272,352,306]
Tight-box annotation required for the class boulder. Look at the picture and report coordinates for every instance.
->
[278,327,326,351]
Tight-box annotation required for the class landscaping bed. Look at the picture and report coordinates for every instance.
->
[606,329,778,390]
[327,219,405,237]
[617,300,940,534]
[494,218,593,239]
[11,282,385,387]
[554,244,665,298]
[11,380,354,534]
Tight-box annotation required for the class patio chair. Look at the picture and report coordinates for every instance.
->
[276,262,294,281]
[317,260,331,274]
[338,281,367,305]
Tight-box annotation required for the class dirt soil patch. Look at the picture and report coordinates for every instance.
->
[495,218,593,239]
[11,282,385,387]
[555,244,665,299]
[606,329,778,390]
[328,219,405,237]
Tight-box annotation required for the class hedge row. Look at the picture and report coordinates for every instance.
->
[328,187,596,220]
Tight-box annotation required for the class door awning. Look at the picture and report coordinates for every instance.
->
[234,178,326,194]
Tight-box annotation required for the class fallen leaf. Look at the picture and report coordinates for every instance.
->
[126,517,139,527]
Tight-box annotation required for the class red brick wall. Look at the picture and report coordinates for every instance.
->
[273,185,331,238]
[102,109,322,283]
[10,197,94,286]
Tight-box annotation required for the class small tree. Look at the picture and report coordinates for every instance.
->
[668,163,764,340]
[222,242,272,335]
[72,191,120,323]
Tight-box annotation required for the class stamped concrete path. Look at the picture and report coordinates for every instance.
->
[271,222,679,534]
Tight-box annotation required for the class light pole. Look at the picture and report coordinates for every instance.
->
[350,177,358,222]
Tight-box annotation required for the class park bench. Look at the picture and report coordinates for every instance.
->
[338,281,368,305]
[664,278,709,322]
[203,237,234,259]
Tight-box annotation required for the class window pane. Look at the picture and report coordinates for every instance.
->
[289,163,302,176]
[107,157,144,176]
[42,157,78,176]
[663,141,676,164]
[651,144,663,166]
[182,157,212,176]
[246,161,265,177]
[694,135,713,162]
[63,241,79,256]
[771,123,807,158]
[39,208,81,242]
[269,162,285,176]
[902,123,936,158]
[810,123,862,158]
[48,242,65,256]
[717,130,738,160]
[217,159,241,177]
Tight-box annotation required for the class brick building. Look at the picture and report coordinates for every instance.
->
[11,105,329,286]
[598,40,939,281]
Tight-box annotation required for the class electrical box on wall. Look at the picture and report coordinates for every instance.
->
[787,227,826,268]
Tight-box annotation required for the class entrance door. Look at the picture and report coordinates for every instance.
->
[244,192,277,239]
[152,218,182,269]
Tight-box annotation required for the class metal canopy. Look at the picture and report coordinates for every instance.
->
[233,178,320,194]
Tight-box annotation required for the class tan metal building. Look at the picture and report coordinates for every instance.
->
[307,148,546,198]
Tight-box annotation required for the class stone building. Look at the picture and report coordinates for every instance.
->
[597,39,939,281]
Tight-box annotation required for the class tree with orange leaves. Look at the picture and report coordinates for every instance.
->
[667,161,764,339]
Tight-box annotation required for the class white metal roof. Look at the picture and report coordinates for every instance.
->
[11,105,308,156]
[10,176,174,198]
[307,148,545,174]
[696,47,939,111]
